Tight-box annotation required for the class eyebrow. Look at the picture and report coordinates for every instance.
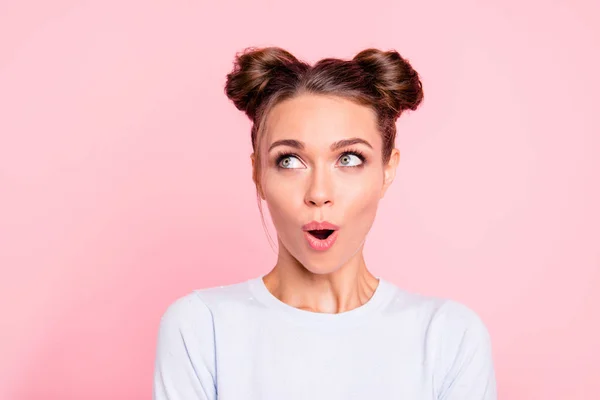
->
[268,137,373,153]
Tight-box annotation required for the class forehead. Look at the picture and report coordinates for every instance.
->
[264,94,381,150]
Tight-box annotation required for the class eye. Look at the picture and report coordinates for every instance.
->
[277,154,304,169]
[338,153,364,167]
[275,150,366,169]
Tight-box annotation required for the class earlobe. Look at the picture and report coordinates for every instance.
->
[251,153,266,200]
[250,153,256,185]
[380,149,400,199]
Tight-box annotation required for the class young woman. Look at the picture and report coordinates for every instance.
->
[153,47,497,400]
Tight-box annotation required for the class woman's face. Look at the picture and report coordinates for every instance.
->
[253,94,399,274]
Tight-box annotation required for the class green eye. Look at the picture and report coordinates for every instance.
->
[339,153,363,167]
[278,155,303,169]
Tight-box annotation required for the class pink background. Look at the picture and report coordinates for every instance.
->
[1,0,599,398]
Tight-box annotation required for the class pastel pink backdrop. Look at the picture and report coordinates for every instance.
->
[1,0,598,399]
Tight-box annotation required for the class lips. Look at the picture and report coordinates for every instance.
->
[302,220,339,238]
[302,220,340,251]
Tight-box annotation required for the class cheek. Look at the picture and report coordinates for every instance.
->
[343,180,382,221]
[261,174,303,223]
[342,168,382,200]
[337,173,383,237]
[262,168,306,198]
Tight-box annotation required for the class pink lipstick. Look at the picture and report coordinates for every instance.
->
[302,221,339,251]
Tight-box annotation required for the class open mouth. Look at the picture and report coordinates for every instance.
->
[308,229,335,240]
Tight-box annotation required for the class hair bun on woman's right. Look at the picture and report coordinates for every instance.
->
[224,47,309,121]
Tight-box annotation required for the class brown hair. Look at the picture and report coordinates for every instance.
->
[224,46,424,248]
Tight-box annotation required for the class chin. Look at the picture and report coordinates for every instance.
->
[299,258,345,275]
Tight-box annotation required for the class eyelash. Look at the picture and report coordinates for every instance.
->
[274,148,367,169]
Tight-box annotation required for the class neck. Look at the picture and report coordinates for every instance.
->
[262,241,380,314]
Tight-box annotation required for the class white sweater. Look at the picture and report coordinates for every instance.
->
[153,276,497,399]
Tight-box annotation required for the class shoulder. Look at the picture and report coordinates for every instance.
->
[385,282,492,355]
[157,291,215,340]
[385,283,489,332]
[430,298,492,345]
[158,279,254,330]
[390,283,490,337]
[424,299,497,398]
[425,298,495,386]
[154,291,222,397]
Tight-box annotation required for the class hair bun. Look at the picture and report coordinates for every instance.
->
[353,49,424,118]
[225,47,303,121]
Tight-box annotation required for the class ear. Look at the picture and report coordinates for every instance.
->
[250,153,266,200]
[380,148,400,199]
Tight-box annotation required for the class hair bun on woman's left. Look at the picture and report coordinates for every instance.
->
[353,48,424,119]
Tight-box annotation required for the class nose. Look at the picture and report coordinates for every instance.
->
[304,166,333,208]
